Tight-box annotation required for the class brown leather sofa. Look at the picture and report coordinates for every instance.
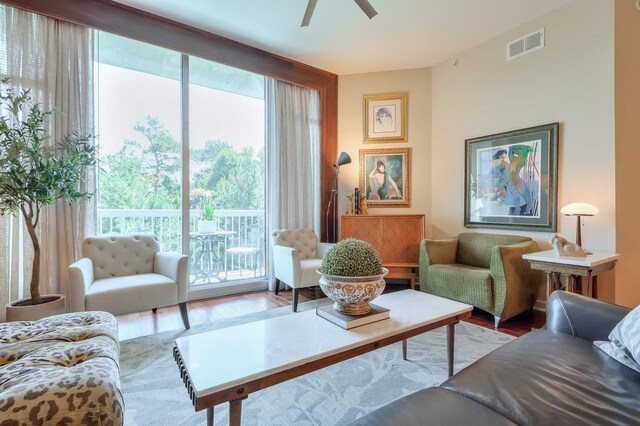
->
[351,291,640,425]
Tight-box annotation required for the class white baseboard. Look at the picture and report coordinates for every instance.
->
[534,299,546,312]
[187,280,268,301]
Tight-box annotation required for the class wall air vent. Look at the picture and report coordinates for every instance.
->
[507,28,545,61]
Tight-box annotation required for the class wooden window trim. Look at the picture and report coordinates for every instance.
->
[2,0,338,241]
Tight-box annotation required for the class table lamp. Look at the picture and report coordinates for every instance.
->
[560,202,598,247]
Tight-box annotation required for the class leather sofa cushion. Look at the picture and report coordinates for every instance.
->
[86,273,177,315]
[349,387,516,426]
[427,264,493,313]
[442,330,640,425]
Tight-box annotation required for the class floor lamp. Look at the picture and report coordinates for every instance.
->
[326,152,351,242]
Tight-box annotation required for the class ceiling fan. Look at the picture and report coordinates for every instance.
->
[301,0,378,27]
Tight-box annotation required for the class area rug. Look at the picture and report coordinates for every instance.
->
[120,299,514,425]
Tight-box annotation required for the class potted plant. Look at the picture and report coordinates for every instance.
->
[198,204,217,232]
[317,238,388,315]
[0,78,97,321]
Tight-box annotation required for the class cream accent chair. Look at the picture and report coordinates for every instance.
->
[68,234,190,328]
[272,228,334,312]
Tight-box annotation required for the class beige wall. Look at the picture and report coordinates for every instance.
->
[430,0,616,304]
[337,68,432,234]
[615,0,640,308]
[336,0,626,307]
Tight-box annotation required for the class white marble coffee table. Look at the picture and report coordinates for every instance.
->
[173,290,472,426]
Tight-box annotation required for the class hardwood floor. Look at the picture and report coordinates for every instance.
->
[115,287,324,340]
[116,285,545,341]
[467,307,546,337]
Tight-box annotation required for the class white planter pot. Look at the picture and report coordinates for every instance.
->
[317,268,388,315]
[5,294,66,322]
[198,220,217,233]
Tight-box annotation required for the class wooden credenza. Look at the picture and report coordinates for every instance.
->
[340,215,425,289]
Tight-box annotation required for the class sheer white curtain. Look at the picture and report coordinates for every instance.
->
[265,78,321,287]
[0,5,95,317]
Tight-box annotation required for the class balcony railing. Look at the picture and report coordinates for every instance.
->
[97,209,266,285]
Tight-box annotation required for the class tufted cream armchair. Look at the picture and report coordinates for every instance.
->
[271,228,334,312]
[68,234,190,328]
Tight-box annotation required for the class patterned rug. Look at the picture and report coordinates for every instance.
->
[119,299,513,425]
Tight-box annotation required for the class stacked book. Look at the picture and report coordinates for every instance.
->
[316,304,390,329]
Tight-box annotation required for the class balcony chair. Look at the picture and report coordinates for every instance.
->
[68,234,190,328]
[225,224,264,277]
[271,228,334,312]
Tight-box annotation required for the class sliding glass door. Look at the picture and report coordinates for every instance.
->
[95,33,182,252]
[95,33,266,296]
[188,57,266,288]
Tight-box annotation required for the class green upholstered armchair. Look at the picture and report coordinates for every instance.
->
[419,232,539,328]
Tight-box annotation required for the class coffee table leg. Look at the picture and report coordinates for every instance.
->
[447,323,455,378]
[206,407,214,426]
[402,339,408,360]
[229,397,246,426]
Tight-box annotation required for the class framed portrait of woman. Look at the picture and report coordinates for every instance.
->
[363,93,408,143]
[360,148,411,208]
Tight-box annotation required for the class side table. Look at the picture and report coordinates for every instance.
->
[522,250,619,298]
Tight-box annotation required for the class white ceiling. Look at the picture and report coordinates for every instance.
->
[112,0,574,75]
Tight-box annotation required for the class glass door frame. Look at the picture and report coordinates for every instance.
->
[180,54,268,301]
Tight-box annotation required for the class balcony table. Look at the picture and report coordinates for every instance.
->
[190,231,236,284]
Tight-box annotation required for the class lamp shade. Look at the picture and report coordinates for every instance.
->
[560,202,599,216]
[336,152,351,167]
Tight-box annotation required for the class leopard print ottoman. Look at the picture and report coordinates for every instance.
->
[0,311,123,425]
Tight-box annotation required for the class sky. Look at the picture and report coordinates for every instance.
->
[96,63,265,156]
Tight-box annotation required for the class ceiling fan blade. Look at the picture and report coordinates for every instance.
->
[301,0,318,27]
[354,0,378,19]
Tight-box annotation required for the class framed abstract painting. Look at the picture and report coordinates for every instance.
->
[360,147,411,208]
[464,123,559,231]
[363,93,407,143]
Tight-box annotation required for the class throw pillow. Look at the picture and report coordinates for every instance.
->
[594,304,640,373]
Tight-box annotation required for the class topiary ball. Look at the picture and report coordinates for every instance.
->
[319,238,383,277]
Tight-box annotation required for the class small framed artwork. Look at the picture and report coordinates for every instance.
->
[363,93,408,143]
[360,147,411,208]
[464,122,559,231]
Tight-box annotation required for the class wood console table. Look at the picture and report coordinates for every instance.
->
[341,215,425,289]
[522,250,620,298]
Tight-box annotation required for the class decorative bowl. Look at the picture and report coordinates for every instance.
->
[317,268,388,315]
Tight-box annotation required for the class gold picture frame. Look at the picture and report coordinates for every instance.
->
[359,148,411,208]
[363,92,408,143]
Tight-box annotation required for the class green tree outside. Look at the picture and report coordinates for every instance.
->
[99,116,264,211]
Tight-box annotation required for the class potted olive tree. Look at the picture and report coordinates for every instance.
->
[317,238,388,315]
[0,78,97,321]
